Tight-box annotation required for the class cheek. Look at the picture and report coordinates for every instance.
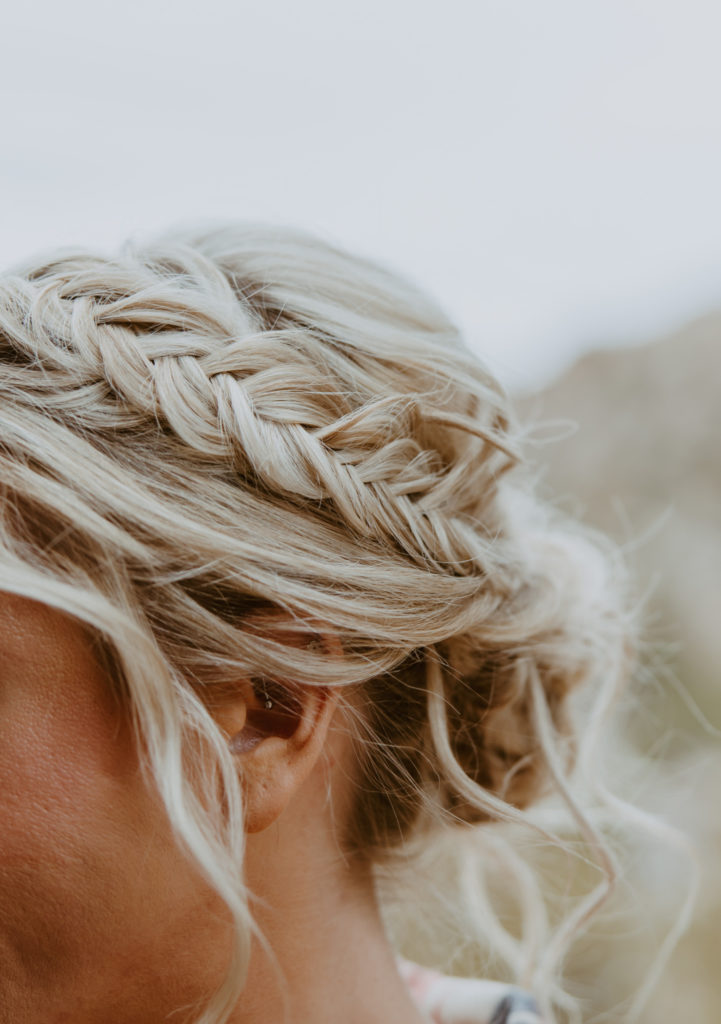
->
[0,679,150,970]
[0,670,227,1015]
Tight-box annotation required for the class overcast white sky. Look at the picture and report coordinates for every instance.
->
[2,0,720,389]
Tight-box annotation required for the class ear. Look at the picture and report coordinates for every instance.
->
[216,679,341,833]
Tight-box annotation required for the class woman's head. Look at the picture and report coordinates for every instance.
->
[0,225,627,1022]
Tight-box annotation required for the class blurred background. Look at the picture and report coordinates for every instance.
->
[2,1,719,1019]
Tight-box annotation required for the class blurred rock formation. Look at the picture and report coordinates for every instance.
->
[519,313,721,737]
[517,312,721,1023]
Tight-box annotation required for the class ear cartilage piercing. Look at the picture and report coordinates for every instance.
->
[254,679,274,710]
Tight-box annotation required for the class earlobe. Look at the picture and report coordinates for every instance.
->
[211,617,344,832]
[228,682,339,834]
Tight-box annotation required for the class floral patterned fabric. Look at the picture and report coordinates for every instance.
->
[399,959,545,1024]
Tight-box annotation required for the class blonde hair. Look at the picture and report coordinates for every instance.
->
[0,224,631,1022]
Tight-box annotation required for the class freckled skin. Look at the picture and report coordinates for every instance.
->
[0,593,233,1024]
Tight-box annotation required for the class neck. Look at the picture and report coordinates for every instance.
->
[231,825,426,1024]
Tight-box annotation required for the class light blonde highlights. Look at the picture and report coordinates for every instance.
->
[0,224,634,1022]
